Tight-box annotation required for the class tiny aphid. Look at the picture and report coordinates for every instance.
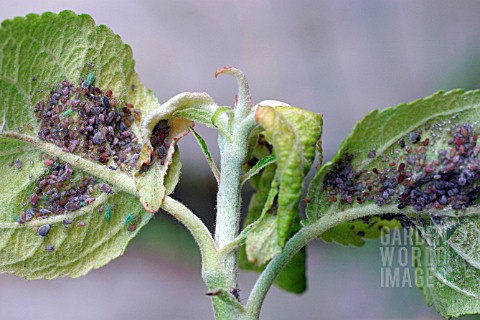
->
[86,72,95,86]
[25,210,34,221]
[105,204,112,222]
[408,132,421,144]
[61,109,73,117]
[93,132,106,145]
[101,96,110,109]
[37,224,51,237]
[45,245,54,251]
[230,288,240,300]
[124,212,135,225]
[100,183,114,194]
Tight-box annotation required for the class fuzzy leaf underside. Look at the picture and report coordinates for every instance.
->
[307,89,480,242]
[306,89,480,317]
[414,222,480,318]
[0,11,160,278]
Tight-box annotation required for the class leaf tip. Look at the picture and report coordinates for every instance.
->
[214,66,233,78]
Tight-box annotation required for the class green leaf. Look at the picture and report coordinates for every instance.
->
[0,11,159,278]
[238,102,320,293]
[137,92,228,211]
[164,145,182,196]
[414,219,480,318]
[136,117,192,212]
[241,154,276,185]
[211,106,233,131]
[189,127,220,183]
[255,104,322,247]
[306,89,480,317]
[306,90,480,245]
[239,140,305,293]
[142,91,229,136]
[245,214,281,266]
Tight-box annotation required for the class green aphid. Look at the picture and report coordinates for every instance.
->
[124,212,135,225]
[86,71,95,86]
[12,214,19,222]
[80,201,86,207]
[61,108,73,117]
[105,204,111,223]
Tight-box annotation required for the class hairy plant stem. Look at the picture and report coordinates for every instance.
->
[242,203,400,319]
[210,68,256,319]
[161,196,216,264]
[160,196,239,319]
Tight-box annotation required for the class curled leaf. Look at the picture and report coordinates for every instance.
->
[239,101,321,294]
[238,164,306,293]
[136,117,192,212]
[255,104,322,247]
[136,90,233,212]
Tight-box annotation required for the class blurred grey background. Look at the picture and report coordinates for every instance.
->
[2,1,480,319]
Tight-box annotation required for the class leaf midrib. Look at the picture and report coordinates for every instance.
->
[1,132,137,196]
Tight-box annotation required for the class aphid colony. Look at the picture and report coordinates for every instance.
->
[322,121,480,213]
[34,77,142,174]
[139,119,171,173]
[150,119,170,165]
[17,158,111,224]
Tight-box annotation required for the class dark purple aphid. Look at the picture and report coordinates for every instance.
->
[93,132,106,145]
[37,224,51,237]
[101,96,110,109]
[39,208,51,215]
[45,245,54,251]
[408,132,421,144]
[230,288,240,300]
[30,194,39,206]
[25,209,34,221]
[157,144,168,159]
[100,183,114,194]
